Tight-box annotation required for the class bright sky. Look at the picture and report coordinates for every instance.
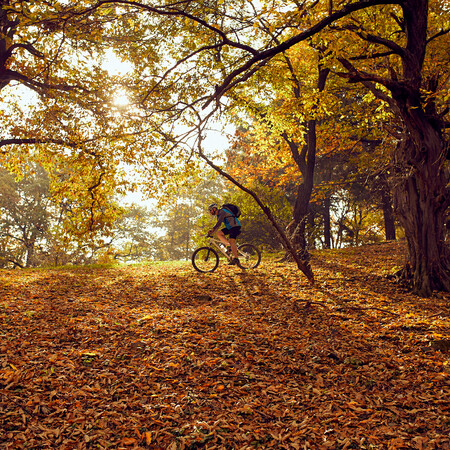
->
[101,49,234,207]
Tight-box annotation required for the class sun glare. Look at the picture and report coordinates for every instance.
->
[113,90,130,106]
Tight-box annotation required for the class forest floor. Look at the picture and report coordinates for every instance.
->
[0,240,449,450]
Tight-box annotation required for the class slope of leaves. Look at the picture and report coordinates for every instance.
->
[0,241,449,449]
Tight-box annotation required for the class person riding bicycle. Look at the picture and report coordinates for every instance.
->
[207,203,241,265]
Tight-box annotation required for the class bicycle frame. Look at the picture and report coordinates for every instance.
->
[207,236,233,261]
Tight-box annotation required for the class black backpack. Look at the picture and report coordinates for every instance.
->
[221,203,241,218]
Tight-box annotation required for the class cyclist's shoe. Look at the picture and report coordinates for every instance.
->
[228,257,240,266]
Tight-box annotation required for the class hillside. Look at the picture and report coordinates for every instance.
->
[1,241,449,449]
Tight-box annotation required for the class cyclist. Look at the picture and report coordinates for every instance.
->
[207,203,241,265]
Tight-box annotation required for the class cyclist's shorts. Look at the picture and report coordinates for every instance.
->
[222,226,241,239]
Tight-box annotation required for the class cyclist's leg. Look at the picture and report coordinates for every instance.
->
[229,238,238,258]
[228,227,241,259]
[216,228,231,247]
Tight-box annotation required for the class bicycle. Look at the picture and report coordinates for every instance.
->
[191,236,261,273]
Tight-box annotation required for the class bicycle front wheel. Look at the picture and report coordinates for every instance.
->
[237,243,261,269]
[192,247,219,273]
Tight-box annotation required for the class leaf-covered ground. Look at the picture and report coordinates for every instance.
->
[1,240,449,449]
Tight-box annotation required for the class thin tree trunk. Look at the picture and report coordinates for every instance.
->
[291,179,312,257]
[285,65,330,256]
[307,207,316,249]
[323,196,331,248]
[381,186,396,241]
[186,217,190,260]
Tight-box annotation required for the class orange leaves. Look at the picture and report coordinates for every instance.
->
[0,242,449,448]
[120,437,138,446]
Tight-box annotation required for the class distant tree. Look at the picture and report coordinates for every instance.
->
[110,206,156,263]
[331,188,386,248]
[148,174,227,260]
[151,203,194,261]
[362,172,397,242]
[0,167,50,267]
[0,165,156,267]
[319,139,398,245]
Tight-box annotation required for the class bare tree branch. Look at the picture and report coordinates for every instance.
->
[427,28,450,44]
[336,57,412,101]
[2,68,89,93]
[0,138,81,149]
[202,0,402,108]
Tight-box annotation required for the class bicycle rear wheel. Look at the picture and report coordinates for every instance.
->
[192,247,219,273]
[237,243,261,269]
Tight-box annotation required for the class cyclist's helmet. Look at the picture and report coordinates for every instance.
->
[208,203,218,213]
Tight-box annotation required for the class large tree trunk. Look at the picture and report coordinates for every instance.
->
[392,133,449,296]
[25,236,36,267]
[389,0,449,296]
[338,0,449,295]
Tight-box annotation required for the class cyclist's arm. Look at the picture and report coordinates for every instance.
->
[209,209,226,234]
